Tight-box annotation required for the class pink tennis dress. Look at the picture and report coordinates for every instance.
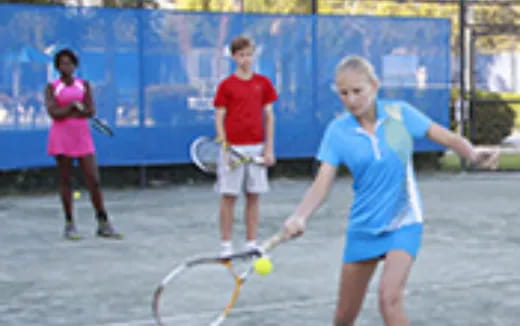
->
[47,78,95,157]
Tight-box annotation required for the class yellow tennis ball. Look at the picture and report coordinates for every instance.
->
[73,191,81,200]
[254,257,273,276]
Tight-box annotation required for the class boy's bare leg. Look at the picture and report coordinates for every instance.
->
[244,192,259,242]
[219,194,237,255]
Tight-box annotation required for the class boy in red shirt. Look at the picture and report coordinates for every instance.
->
[213,36,278,256]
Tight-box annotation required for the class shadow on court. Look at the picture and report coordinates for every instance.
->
[1,173,519,325]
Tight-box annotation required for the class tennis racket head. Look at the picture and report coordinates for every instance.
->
[151,232,285,326]
[91,117,114,136]
[190,136,267,173]
[190,136,221,174]
[151,255,253,326]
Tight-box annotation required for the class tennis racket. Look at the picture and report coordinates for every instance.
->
[151,232,285,326]
[189,136,265,174]
[472,145,501,170]
[74,101,114,137]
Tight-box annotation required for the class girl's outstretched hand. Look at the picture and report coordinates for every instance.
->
[282,215,306,240]
[472,147,500,170]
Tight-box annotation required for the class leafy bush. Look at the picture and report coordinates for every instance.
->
[451,89,516,145]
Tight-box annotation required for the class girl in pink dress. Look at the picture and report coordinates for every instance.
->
[45,49,122,240]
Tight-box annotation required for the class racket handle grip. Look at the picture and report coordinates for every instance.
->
[260,232,285,253]
[253,156,265,164]
[74,101,85,111]
[214,137,228,148]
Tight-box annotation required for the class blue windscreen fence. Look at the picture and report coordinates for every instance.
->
[0,4,451,170]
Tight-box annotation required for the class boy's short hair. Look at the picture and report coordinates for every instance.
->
[230,36,254,55]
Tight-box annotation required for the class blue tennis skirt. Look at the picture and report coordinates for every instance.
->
[343,223,423,263]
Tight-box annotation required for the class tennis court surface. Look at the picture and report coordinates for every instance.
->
[1,172,519,325]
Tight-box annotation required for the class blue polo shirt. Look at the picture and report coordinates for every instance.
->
[317,99,433,236]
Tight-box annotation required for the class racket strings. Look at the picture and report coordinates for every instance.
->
[194,141,221,171]
[152,233,284,326]
[193,141,246,172]
[223,261,251,282]
[218,262,250,321]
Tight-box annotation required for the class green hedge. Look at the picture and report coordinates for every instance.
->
[496,91,520,128]
[451,89,516,145]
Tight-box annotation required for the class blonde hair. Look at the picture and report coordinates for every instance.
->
[335,56,379,84]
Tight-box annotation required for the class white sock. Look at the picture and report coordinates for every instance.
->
[220,241,233,249]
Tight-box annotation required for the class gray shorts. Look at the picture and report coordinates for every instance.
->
[215,144,269,196]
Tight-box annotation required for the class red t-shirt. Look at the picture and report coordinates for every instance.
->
[213,73,278,145]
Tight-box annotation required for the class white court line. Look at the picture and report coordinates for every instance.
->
[94,297,334,326]
[95,273,520,326]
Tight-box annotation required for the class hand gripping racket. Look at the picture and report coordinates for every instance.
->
[74,101,114,137]
[189,136,265,174]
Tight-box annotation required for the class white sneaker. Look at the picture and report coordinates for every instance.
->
[244,241,260,253]
[219,242,233,257]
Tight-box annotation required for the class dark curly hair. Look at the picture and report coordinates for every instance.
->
[54,49,79,70]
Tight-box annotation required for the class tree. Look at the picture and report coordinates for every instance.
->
[172,0,312,13]
[319,0,520,54]
[3,0,519,53]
